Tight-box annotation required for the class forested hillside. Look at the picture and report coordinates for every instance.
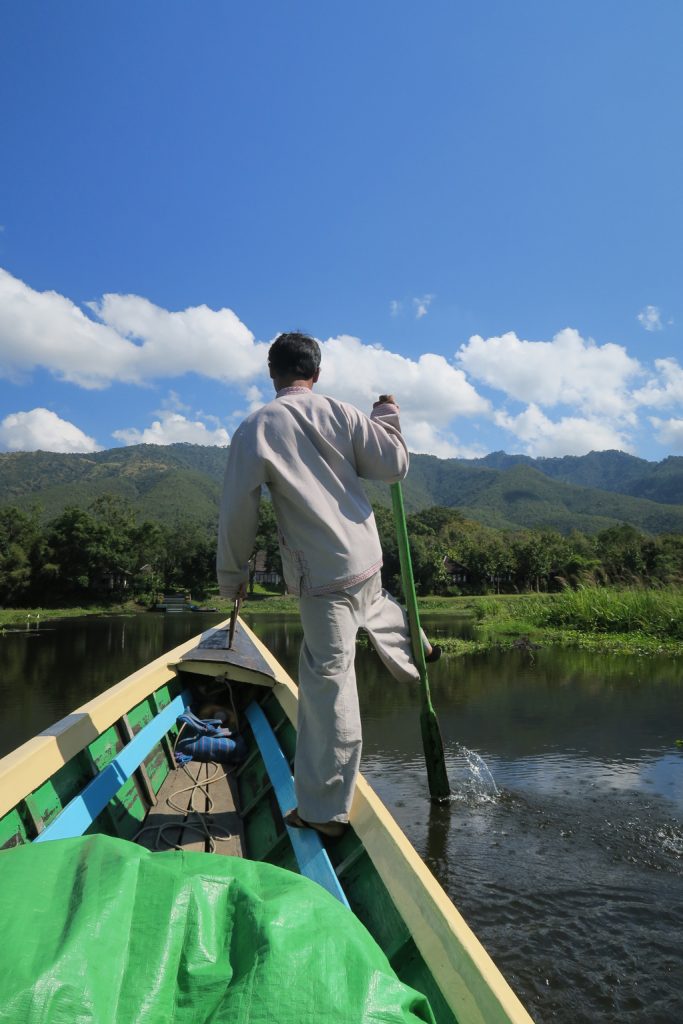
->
[472,449,683,504]
[2,444,683,534]
[0,446,225,530]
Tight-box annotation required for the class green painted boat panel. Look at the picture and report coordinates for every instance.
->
[125,697,170,795]
[128,697,155,734]
[151,681,183,747]
[266,840,299,874]
[148,683,181,794]
[277,718,297,763]
[258,693,297,763]
[152,683,174,709]
[242,787,285,862]
[90,775,147,841]
[236,697,289,864]
[87,725,123,771]
[0,808,28,849]
[237,746,272,809]
[337,845,411,954]
[86,731,151,833]
[144,746,170,794]
[25,752,92,831]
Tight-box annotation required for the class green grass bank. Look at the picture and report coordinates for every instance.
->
[437,587,683,657]
[0,603,137,630]
[3,587,683,656]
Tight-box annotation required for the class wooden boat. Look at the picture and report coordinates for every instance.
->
[0,616,534,1024]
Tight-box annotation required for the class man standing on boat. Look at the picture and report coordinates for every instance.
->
[217,332,434,837]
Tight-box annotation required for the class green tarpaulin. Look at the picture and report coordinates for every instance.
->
[0,835,435,1024]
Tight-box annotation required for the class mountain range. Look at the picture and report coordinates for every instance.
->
[1,445,683,535]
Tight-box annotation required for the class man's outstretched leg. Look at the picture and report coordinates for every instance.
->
[361,572,424,682]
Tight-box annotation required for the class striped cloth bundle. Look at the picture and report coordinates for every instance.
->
[175,710,247,765]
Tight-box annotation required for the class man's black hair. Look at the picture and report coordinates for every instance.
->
[268,332,321,379]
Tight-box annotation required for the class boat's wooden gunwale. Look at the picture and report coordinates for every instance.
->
[0,622,228,820]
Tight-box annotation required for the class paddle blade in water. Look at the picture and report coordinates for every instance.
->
[420,706,451,802]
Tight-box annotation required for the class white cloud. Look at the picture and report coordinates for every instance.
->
[457,328,641,420]
[0,268,139,388]
[317,334,490,456]
[162,390,191,413]
[245,385,265,413]
[112,411,229,447]
[413,294,434,319]
[7,266,678,460]
[0,267,268,389]
[320,336,487,417]
[649,417,683,451]
[633,357,683,409]
[88,292,267,385]
[637,305,665,332]
[495,404,632,457]
[0,408,101,453]
[404,420,486,459]
[389,299,402,317]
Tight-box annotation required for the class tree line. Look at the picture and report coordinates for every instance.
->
[2,496,683,608]
[0,496,216,606]
[373,506,683,596]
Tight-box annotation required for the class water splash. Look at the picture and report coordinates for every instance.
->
[628,820,683,863]
[659,826,683,858]
[452,743,500,804]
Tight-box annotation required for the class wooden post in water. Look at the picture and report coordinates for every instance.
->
[390,482,451,803]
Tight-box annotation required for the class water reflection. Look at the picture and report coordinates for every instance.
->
[0,612,226,755]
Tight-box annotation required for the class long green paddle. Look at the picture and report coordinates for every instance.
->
[391,482,451,803]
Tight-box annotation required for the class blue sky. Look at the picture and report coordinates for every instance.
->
[1,1,682,461]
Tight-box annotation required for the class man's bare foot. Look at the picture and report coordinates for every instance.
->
[425,643,442,663]
[284,808,348,839]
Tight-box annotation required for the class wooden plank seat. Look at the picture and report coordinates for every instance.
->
[136,761,244,857]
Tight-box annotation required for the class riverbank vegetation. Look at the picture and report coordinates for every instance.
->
[441,588,683,657]
[3,494,683,653]
[0,603,135,631]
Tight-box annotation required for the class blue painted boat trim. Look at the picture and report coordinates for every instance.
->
[244,701,349,908]
[35,691,191,844]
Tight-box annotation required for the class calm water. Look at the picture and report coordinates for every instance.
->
[2,611,682,1024]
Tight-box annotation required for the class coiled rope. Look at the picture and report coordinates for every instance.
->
[132,721,239,853]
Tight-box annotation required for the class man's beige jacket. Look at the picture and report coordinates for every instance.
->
[216,387,409,598]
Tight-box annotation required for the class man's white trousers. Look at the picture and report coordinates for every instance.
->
[295,570,419,824]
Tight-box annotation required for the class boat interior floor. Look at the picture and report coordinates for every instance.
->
[135,761,245,857]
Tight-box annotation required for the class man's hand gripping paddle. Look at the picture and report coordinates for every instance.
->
[390,481,451,803]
